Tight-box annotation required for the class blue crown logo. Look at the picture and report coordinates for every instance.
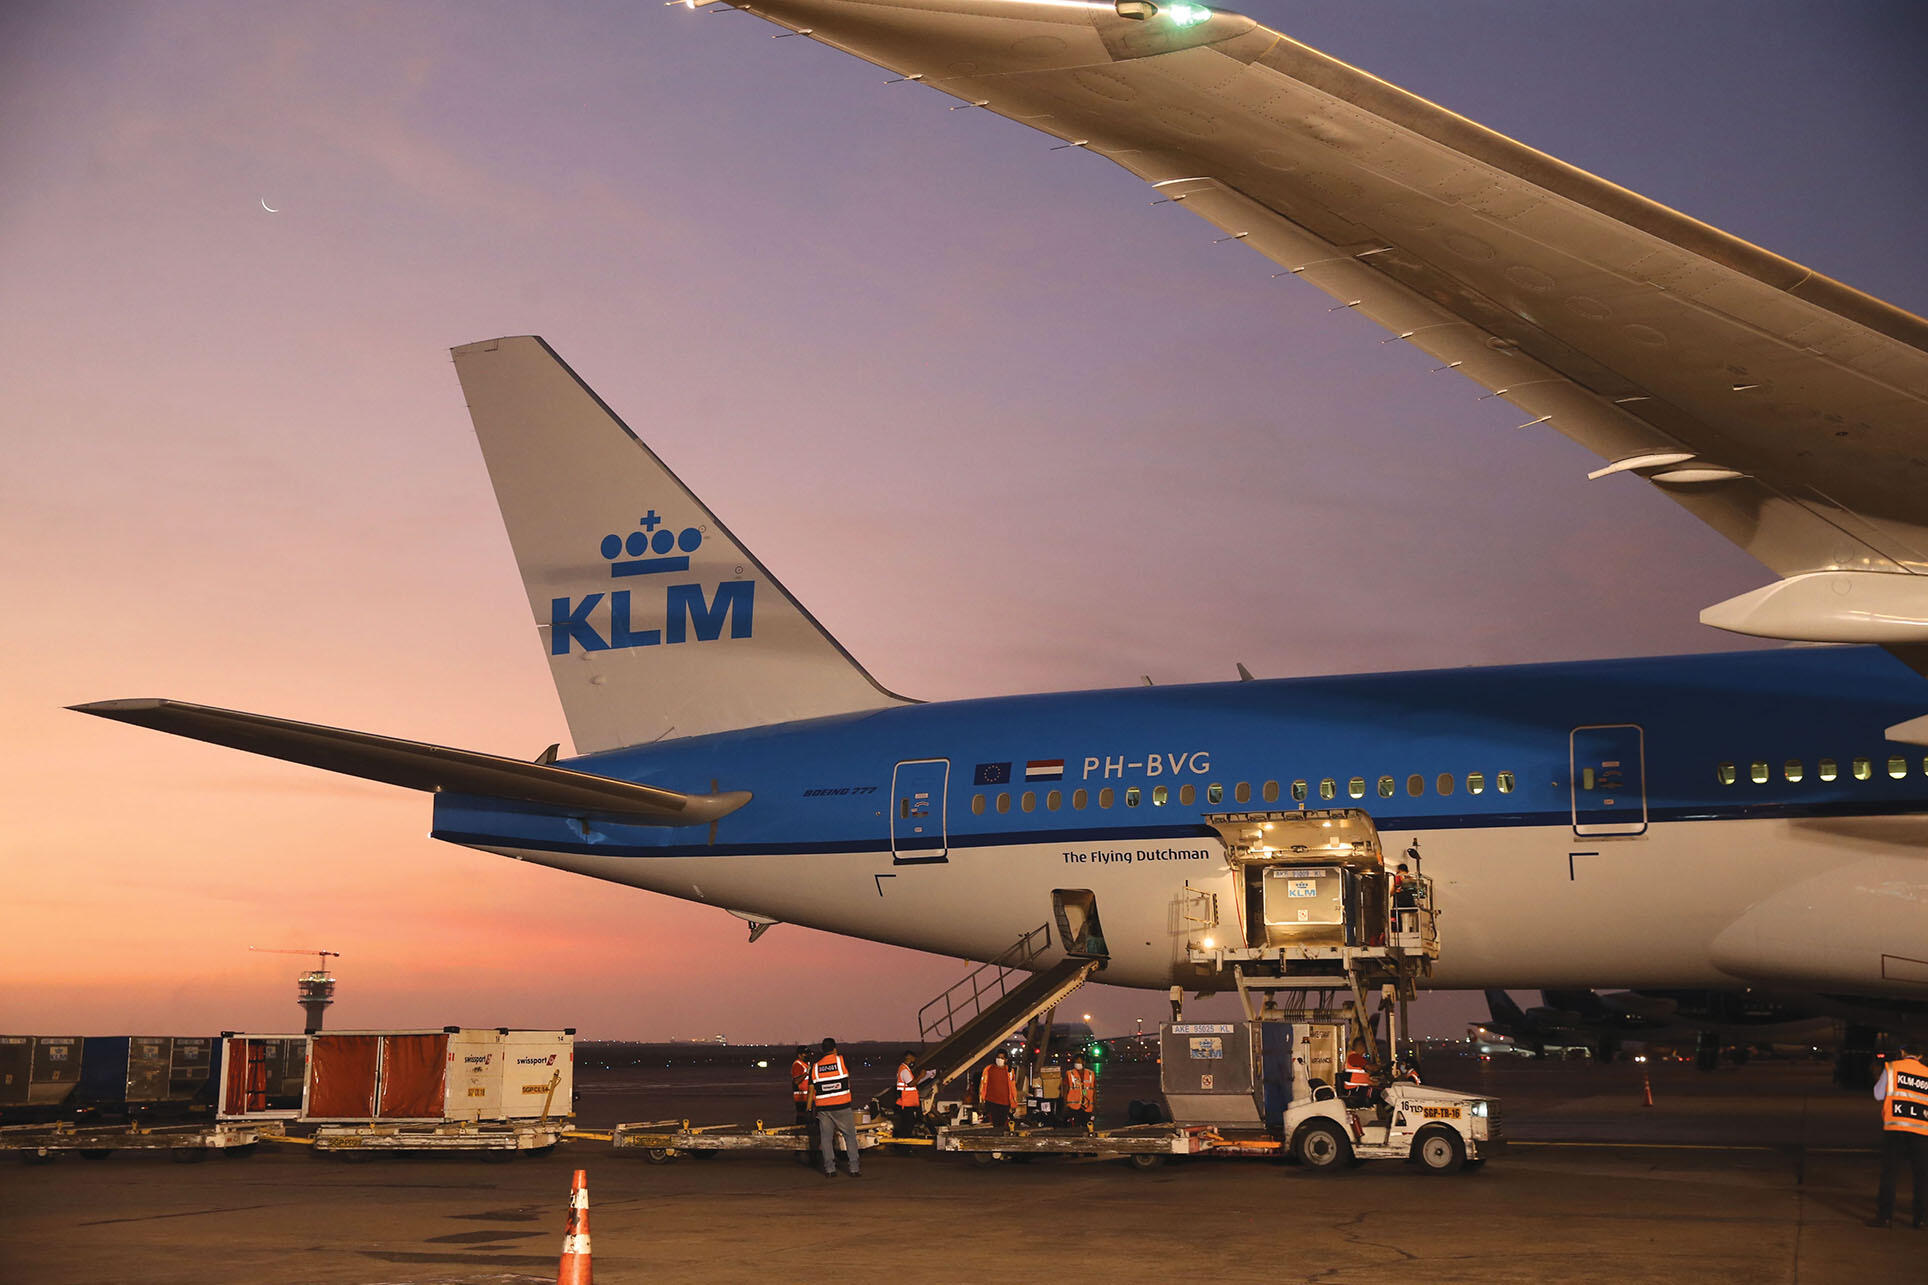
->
[600,509,704,578]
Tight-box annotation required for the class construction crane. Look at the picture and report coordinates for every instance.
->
[249,947,340,1032]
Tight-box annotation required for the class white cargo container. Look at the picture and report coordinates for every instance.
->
[445,1029,573,1121]
[219,1028,573,1124]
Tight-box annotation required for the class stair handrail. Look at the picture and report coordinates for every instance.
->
[918,924,1053,1043]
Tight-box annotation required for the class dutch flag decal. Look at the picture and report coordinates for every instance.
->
[1025,759,1064,782]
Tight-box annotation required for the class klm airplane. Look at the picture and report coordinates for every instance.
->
[77,2,1928,1042]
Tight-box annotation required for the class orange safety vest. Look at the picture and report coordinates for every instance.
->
[979,1063,1015,1107]
[790,1057,810,1105]
[895,1063,920,1108]
[1063,1067,1095,1112]
[1344,1051,1372,1090]
[1882,1057,1928,1136]
[810,1052,852,1108]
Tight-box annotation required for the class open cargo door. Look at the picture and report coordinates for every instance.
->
[1202,808,1384,949]
[220,1036,307,1118]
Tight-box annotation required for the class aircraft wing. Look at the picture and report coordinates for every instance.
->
[719,0,1928,648]
[72,699,750,826]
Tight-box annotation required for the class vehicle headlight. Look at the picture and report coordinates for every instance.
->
[1469,1100,1488,1118]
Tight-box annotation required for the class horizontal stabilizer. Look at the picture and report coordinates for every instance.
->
[71,699,750,827]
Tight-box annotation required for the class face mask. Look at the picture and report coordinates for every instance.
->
[995,1057,1006,1066]
[1075,1062,1084,1069]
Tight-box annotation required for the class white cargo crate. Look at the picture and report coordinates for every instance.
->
[446,1029,573,1121]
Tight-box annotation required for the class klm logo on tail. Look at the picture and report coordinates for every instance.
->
[550,510,754,655]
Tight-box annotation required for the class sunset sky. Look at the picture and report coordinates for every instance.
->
[3,1,1924,1043]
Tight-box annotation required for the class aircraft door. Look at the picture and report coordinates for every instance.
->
[1570,725,1647,837]
[890,759,949,864]
[1052,889,1109,959]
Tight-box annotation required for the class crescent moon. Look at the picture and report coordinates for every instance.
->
[261,198,279,213]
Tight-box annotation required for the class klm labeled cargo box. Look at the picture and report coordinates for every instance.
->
[218,1028,572,1123]
[1161,1022,1262,1126]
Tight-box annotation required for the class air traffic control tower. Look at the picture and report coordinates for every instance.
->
[298,966,336,1032]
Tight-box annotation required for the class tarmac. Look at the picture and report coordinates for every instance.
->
[2,1055,1922,1284]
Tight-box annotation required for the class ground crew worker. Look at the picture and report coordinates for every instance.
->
[1061,1055,1096,1128]
[1392,862,1419,934]
[1869,1044,1928,1228]
[790,1045,819,1168]
[1343,1038,1374,1107]
[808,1037,860,1178]
[978,1050,1017,1129]
[892,1051,922,1138]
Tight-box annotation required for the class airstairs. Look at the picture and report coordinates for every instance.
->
[909,922,1103,1111]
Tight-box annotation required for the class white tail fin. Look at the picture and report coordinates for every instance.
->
[451,336,907,753]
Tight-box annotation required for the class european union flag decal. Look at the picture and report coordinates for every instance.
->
[973,762,1011,787]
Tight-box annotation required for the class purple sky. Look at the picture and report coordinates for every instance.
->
[3,1,1924,1042]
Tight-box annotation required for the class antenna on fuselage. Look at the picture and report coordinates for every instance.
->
[1236,662,1255,681]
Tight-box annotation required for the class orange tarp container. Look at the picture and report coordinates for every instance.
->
[223,1038,253,1115]
[307,1035,380,1118]
[376,1034,449,1119]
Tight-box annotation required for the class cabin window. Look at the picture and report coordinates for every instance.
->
[1436,773,1455,796]
[1021,791,1036,812]
[1783,760,1803,784]
[1817,759,1837,782]
[1348,777,1366,799]
[972,794,987,815]
[1235,782,1252,804]
[1716,763,1736,786]
[1497,771,1516,794]
[1466,772,1485,795]
[1890,756,1908,780]
[1262,780,1279,803]
[1749,762,1769,784]
[1291,780,1308,803]
[1853,757,1872,781]
[1407,774,1424,797]
[996,792,1011,813]
[1152,785,1169,806]
[1099,787,1115,809]
[1047,789,1062,811]
[1125,786,1141,807]
[1207,783,1224,805]
[1319,778,1336,800]
[1179,784,1195,806]
[1072,788,1088,810]
[1377,775,1395,798]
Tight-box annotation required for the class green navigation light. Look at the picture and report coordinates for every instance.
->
[1167,3,1211,27]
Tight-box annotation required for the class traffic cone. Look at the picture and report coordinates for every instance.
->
[1641,1072,1654,1108]
[557,1169,592,1285]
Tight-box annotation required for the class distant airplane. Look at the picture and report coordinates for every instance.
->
[1472,989,1837,1068]
[77,4,1928,1080]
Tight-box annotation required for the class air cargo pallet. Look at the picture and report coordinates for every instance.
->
[5,1119,278,1162]
[606,1117,893,1163]
[303,1120,567,1155]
